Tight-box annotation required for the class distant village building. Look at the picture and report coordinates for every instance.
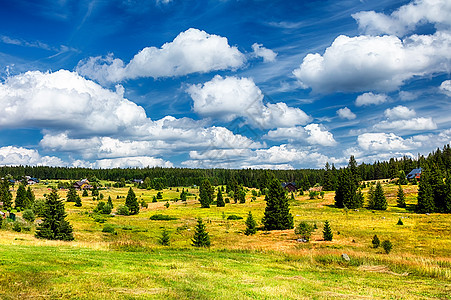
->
[73,179,92,190]
[309,186,323,192]
[407,168,422,180]
[133,179,144,184]
[282,182,297,192]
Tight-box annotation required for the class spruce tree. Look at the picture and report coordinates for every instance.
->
[15,184,28,210]
[35,188,74,241]
[180,189,187,201]
[367,185,375,208]
[396,185,406,208]
[323,220,333,241]
[192,218,210,247]
[372,234,380,248]
[398,170,408,185]
[26,187,35,208]
[417,167,435,213]
[66,187,78,202]
[335,168,362,209]
[244,211,257,235]
[262,179,293,230]
[158,228,171,246]
[74,195,82,207]
[125,187,139,215]
[371,182,387,210]
[430,166,445,211]
[199,179,214,208]
[445,177,451,213]
[107,196,114,208]
[0,179,12,210]
[216,189,225,207]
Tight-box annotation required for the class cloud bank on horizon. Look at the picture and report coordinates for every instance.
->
[0,0,450,169]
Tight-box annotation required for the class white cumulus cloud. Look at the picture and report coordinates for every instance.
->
[355,92,389,106]
[337,107,356,120]
[0,146,65,166]
[374,117,437,131]
[76,28,246,84]
[304,124,337,146]
[94,156,173,169]
[358,132,420,151]
[440,80,451,96]
[384,105,416,120]
[251,43,277,62]
[187,75,310,129]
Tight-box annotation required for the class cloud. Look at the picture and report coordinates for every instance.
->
[337,107,356,120]
[76,28,246,84]
[94,156,173,168]
[355,92,388,106]
[374,117,437,131]
[187,75,310,129]
[293,31,451,93]
[357,132,420,151]
[0,70,147,135]
[440,80,451,96]
[263,124,336,146]
[0,146,65,166]
[352,0,451,36]
[251,43,277,62]
[384,105,416,120]
[304,124,337,146]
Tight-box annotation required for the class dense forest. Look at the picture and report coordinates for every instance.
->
[1,144,450,189]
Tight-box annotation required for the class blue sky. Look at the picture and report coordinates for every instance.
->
[0,0,450,169]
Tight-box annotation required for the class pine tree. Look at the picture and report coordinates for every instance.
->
[335,168,362,209]
[398,170,408,185]
[199,179,214,208]
[74,195,82,207]
[158,228,171,246]
[430,166,445,211]
[66,187,78,202]
[26,187,35,208]
[192,218,210,247]
[323,220,333,241]
[15,184,28,210]
[445,177,451,213]
[245,211,257,235]
[0,179,13,210]
[397,185,406,208]
[35,188,74,241]
[371,182,387,210]
[107,196,114,208]
[417,167,435,213]
[216,189,225,207]
[125,187,139,215]
[367,185,375,208]
[372,234,380,248]
[180,189,187,201]
[262,179,294,230]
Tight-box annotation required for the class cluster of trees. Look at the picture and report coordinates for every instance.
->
[417,165,451,213]
[0,181,36,212]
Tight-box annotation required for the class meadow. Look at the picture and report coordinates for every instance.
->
[1,181,450,299]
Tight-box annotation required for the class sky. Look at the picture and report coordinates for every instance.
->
[0,0,450,170]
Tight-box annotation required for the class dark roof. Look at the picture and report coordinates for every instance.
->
[282,182,296,188]
[407,168,422,179]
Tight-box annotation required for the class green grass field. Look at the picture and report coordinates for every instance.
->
[1,181,451,299]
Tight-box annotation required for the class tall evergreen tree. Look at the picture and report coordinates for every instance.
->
[370,182,388,210]
[74,195,82,207]
[0,179,13,210]
[367,185,375,208]
[125,187,139,215]
[199,179,214,208]
[216,189,225,207]
[35,188,74,241]
[107,195,113,208]
[444,177,451,213]
[15,184,28,210]
[26,187,35,208]
[323,220,333,241]
[245,211,257,235]
[398,170,408,185]
[262,179,293,230]
[348,155,360,185]
[397,185,406,208]
[66,186,78,202]
[180,189,187,201]
[192,218,210,247]
[323,162,334,191]
[417,167,435,213]
[335,168,363,209]
[429,165,445,211]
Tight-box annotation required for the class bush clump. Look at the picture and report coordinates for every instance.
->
[382,240,393,254]
[227,215,243,220]
[22,209,35,223]
[372,234,380,248]
[116,205,130,216]
[295,221,314,241]
[102,224,117,234]
[149,214,178,221]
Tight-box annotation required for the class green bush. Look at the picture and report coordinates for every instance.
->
[149,214,178,221]
[397,218,404,225]
[22,209,35,223]
[12,222,22,232]
[227,215,243,220]
[158,228,171,246]
[372,234,380,248]
[294,221,313,241]
[116,205,130,216]
[102,224,116,234]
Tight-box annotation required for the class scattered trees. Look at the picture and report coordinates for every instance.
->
[262,179,293,230]
[35,188,74,241]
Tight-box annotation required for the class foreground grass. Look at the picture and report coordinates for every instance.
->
[1,244,450,299]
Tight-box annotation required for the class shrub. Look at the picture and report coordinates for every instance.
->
[372,234,380,248]
[94,202,112,215]
[382,240,393,254]
[140,200,148,208]
[158,228,171,246]
[32,199,46,218]
[295,221,313,241]
[116,205,130,216]
[82,190,88,197]
[102,224,116,234]
[397,218,404,225]
[164,202,170,208]
[309,191,318,199]
[225,198,230,203]
[12,221,22,232]
[156,192,163,199]
[22,209,35,223]
[227,215,243,220]
[149,214,178,221]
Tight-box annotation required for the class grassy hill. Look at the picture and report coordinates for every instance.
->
[1,181,450,299]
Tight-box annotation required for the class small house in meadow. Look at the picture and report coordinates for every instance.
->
[406,168,422,180]
[282,182,297,192]
[73,179,92,190]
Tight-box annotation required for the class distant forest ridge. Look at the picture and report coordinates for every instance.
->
[0,144,450,189]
